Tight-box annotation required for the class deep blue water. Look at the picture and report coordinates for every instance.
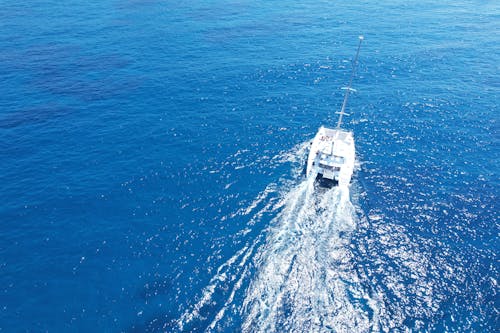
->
[1,0,498,332]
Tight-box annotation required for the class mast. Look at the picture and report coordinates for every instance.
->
[336,35,364,128]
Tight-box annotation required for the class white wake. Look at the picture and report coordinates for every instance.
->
[177,142,381,332]
[240,177,380,332]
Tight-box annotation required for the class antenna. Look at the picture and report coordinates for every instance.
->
[336,35,364,128]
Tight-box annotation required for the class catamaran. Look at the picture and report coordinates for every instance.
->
[306,36,363,187]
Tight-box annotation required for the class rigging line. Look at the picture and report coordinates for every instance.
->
[336,35,364,128]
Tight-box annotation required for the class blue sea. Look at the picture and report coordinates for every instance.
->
[0,0,498,332]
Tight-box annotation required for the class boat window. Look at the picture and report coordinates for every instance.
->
[333,156,345,164]
[319,163,333,170]
[319,164,342,172]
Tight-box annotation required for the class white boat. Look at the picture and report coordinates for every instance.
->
[306,126,355,187]
[306,36,363,187]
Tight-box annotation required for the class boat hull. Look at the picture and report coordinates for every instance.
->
[306,126,355,187]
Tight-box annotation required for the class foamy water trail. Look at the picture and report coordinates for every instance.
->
[177,184,276,332]
[177,142,382,332]
[241,178,380,332]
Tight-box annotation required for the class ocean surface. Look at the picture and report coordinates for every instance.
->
[0,0,498,332]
